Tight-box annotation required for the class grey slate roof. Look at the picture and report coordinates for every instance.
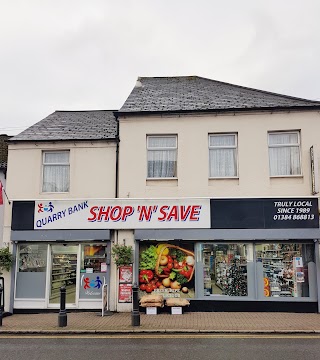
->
[119,76,320,113]
[10,111,117,142]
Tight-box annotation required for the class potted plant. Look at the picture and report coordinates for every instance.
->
[0,246,14,275]
[111,243,133,267]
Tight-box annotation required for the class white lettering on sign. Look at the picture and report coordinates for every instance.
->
[273,200,315,222]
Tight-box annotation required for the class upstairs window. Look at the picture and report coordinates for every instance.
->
[42,151,70,192]
[209,133,238,177]
[147,135,177,178]
[268,131,301,176]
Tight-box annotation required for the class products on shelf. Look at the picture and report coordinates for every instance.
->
[51,254,77,297]
[256,244,303,297]
[203,244,247,296]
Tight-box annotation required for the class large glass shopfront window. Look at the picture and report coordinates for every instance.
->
[256,243,315,298]
[202,244,248,296]
[15,242,110,306]
[16,244,48,298]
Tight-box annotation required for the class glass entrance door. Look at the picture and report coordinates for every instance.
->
[49,245,78,304]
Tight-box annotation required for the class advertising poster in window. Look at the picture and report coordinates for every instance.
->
[119,265,133,284]
[118,283,132,303]
[118,266,133,303]
[139,242,195,299]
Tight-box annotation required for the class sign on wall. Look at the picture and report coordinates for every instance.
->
[11,197,319,231]
[34,199,211,230]
[211,198,319,229]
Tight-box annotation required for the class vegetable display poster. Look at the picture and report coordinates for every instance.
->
[139,242,195,298]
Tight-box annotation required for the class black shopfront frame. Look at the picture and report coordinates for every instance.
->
[135,197,320,313]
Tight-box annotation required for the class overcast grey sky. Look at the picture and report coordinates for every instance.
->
[1,0,319,135]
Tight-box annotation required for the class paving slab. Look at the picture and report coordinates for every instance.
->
[0,311,320,335]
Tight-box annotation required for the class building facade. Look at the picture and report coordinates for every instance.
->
[116,77,320,312]
[3,76,320,313]
[2,111,119,312]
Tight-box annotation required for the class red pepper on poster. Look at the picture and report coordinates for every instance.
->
[139,269,154,283]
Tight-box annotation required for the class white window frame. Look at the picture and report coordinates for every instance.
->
[42,150,70,193]
[268,131,302,177]
[208,133,238,178]
[147,135,177,179]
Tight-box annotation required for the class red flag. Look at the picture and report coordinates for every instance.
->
[0,181,3,205]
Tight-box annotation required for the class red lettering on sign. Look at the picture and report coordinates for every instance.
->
[167,206,179,221]
[180,206,192,221]
[97,206,111,221]
[88,206,98,221]
[158,205,169,221]
[110,206,122,221]
[190,205,201,221]
[122,206,134,221]
[138,206,154,221]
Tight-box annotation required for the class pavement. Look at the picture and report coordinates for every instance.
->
[1,310,320,335]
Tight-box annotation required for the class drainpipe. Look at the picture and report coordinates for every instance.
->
[114,113,120,199]
[113,112,120,312]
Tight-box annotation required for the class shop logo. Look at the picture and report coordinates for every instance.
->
[81,275,104,290]
[38,202,54,213]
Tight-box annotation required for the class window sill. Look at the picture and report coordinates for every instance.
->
[40,192,70,194]
[146,177,178,181]
[146,178,178,187]
[269,175,303,179]
[209,177,239,180]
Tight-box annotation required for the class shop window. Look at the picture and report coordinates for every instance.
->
[268,131,301,176]
[42,151,70,192]
[139,242,195,298]
[256,243,314,298]
[81,244,108,273]
[18,244,47,272]
[147,135,177,178]
[16,244,48,299]
[209,133,238,178]
[202,244,248,296]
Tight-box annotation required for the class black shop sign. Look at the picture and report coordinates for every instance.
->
[211,198,319,229]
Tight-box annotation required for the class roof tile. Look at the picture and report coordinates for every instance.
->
[119,76,320,113]
[10,111,117,142]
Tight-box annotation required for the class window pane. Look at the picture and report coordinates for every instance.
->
[209,148,237,177]
[148,137,176,148]
[19,244,47,272]
[42,151,70,192]
[81,244,108,273]
[210,134,235,147]
[43,165,70,192]
[148,150,177,177]
[202,244,247,296]
[269,146,301,176]
[269,133,298,145]
[256,243,314,298]
[44,152,69,164]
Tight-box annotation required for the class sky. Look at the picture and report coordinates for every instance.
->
[0,0,320,135]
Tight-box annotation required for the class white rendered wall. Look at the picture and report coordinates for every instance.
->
[118,110,320,199]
